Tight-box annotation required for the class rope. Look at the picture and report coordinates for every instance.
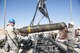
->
[30,2,39,26]
[44,4,52,24]
[38,16,44,25]
[30,0,53,26]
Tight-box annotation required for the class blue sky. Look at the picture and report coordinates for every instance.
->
[0,0,80,28]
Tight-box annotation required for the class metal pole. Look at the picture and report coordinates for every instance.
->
[70,0,72,21]
[4,0,6,29]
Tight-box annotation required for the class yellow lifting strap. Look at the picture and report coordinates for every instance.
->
[28,26,31,33]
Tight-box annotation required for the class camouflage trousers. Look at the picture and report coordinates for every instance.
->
[3,39,19,53]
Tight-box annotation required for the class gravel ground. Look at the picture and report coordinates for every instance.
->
[0,48,33,53]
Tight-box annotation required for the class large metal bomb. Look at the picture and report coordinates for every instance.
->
[18,22,67,34]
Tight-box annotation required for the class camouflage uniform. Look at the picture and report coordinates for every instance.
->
[4,25,19,53]
[67,28,76,53]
